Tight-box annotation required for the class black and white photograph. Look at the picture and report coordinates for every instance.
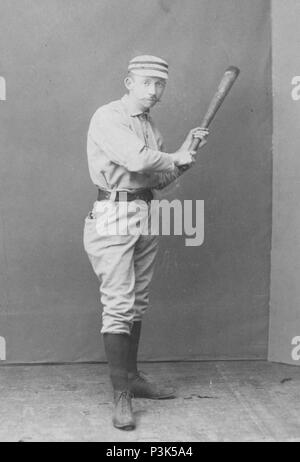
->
[0,0,300,445]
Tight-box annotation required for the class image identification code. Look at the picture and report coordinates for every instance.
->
[106,446,194,458]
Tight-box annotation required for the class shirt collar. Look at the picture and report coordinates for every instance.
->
[121,94,150,117]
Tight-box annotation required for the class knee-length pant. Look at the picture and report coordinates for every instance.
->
[83,200,159,335]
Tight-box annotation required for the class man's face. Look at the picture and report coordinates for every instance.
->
[125,74,167,110]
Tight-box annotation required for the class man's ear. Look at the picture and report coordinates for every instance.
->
[124,76,133,91]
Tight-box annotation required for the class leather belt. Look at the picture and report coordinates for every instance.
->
[97,188,153,203]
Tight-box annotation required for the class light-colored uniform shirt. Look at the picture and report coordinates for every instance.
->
[87,94,185,192]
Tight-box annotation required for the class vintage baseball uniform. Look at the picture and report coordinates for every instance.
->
[84,68,185,334]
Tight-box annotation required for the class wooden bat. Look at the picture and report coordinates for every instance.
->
[189,66,240,151]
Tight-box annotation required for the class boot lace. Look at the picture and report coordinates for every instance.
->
[116,390,132,409]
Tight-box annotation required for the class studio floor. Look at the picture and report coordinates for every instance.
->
[0,361,300,442]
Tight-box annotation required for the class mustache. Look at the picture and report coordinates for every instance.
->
[146,97,161,103]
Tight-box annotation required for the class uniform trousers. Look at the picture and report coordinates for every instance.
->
[83,199,159,335]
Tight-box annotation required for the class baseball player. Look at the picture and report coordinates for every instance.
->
[84,55,209,430]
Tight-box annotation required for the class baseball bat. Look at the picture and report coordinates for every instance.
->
[189,66,240,152]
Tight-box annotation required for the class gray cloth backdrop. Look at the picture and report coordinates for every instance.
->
[0,0,272,363]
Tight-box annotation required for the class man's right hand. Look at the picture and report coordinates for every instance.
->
[172,150,196,167]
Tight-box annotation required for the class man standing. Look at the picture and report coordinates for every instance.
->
[84,55,209,430]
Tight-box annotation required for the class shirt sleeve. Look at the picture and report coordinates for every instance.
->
[149,127,192,189]
[152,165,192,190]
[88,107,176,174]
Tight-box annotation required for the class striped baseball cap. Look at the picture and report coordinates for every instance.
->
[128,55,169,80]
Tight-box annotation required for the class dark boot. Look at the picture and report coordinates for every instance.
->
[112,390,134,430]
[103,333,135,430]
[128,322,176,400]
[129,371,176,399]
